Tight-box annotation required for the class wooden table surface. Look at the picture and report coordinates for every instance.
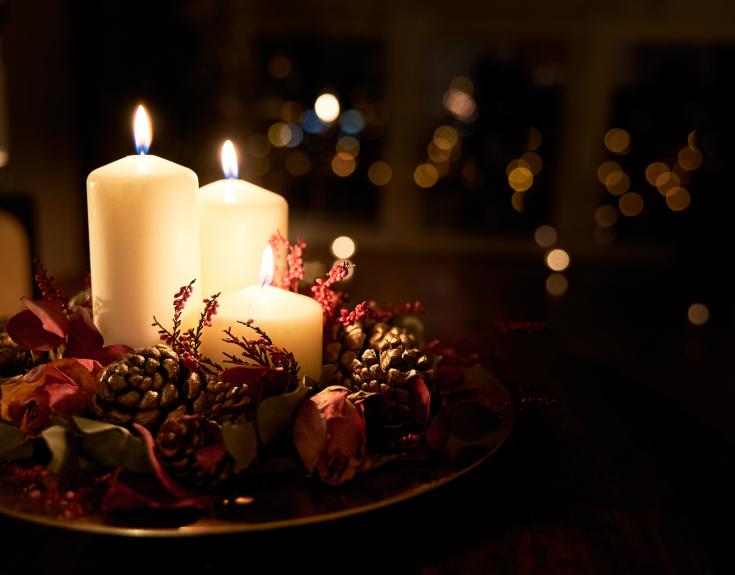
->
[2,335,733,575]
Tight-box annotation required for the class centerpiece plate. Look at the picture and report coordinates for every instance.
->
[0,380,514,537]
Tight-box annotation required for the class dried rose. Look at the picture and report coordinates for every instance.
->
[0,358,102,434]
[293,385,366,486]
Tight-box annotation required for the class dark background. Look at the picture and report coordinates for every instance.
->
[1,0,734,497]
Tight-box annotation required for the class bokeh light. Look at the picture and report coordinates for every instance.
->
[604,170,630,196]
[546,273,568,296]
[281,101,303,123]
[268,122,292,148]
[285,123,303,148]
[433,125,459,151]
[527,127,542,151]
[534,225,557,248]
[655,171,681,196]
[665,186,691,212]
[285,150,311,176]
[688,130,697,148]
[604,128,631,154]
[597,161,622,185]
[508,166,533,192]
[594,205,619,228]
[331,153,356,177]
[414,163,439,188]
[331,236,356,259]
[267,55,291,79]
[427,141,451,163]
[314,93,340,123]
[368,161,392,186]
[449,75,474,94]
[511,192,525,212]
[677,146,703,171]
[619,192,644,216]
[521,152,543,175]
[300,109,328,134]
[336,135,360,157]
[443,89,478,122]
[545,248,570,272]
[688,303,709,326]
[645,162,668,186]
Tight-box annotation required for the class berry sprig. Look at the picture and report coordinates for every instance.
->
[152,280,221,373]
[311,261,351,329]
[221,319,300,385]
[33,256,68,311]
[268,231,307,292]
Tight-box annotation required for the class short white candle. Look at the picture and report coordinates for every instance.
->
[87,105,200,347]
[200,245,323,381]
[198,140,288,296]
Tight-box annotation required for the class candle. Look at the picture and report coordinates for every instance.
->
[87,105,201,347]
[201,245,323,381]
[198,140,288,296]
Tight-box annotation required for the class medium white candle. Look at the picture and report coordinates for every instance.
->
[200,245,323,381]
[87,105,200,347]
[198,140,288,296]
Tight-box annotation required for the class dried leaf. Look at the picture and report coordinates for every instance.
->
[0,421,33,461]
[256,382,310,446]
[221,420,258,473]
[64,306,103,360]
[20,297,69,339]
[5,309,65,351]
[40,424,70,473]
[72,416,151,473]
[91,344,133,367]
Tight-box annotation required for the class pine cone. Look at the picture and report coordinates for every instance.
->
[350,324,433,419]
[324,321,370,387]
[194,375,253,423]
[0,332,35,378]
[155,414,232,488]
[92,345,203,430]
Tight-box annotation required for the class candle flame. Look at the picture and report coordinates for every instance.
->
[258,244,274,287]
[221,139,239,180]
[134,105,152,155]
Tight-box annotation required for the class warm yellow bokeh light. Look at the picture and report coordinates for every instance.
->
[604,170,630,196]
[450,75,474,95]
[534,225,557,248]
[368,161,392,186]
[619,192,644,217]
[655,171,681,196]
[545,248,570,272]
[331,236,356,259]
[665,187,691,212]
[508,167,533,192]
[511,191,525,212]
[546,273,568,296]
[645,162,668,186]
[597,161,621,185]
[268,122,292,147]
[433,125,459,151]
[331,153,356,177]
[604,128,631,154]
[688,303,709,326]
[314,93,341,123]
[414,163,439,188]
[677,147,703,171]
[427,141,451,163]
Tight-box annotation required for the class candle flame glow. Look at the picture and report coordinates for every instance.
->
[134,105,152,155]
[258,243,274,287]
[221,140,239,180]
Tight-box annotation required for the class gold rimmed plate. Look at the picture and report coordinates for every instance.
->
[0,384,514,537]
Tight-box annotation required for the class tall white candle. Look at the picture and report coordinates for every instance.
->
[87,105,200,347]
[198,140,288,296]
[200,245,323,381]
